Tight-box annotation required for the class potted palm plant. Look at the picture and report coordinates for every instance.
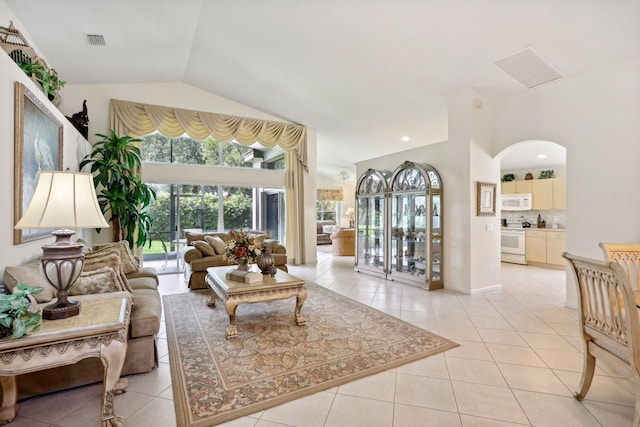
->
[79,131,156,249]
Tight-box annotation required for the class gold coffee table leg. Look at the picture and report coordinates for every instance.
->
[224,298,239,339]
[295,288,307,326]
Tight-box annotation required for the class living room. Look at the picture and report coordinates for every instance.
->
[1,1,640,426]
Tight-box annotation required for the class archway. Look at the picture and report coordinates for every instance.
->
[495,140,572,304]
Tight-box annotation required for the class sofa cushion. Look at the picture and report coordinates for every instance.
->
[191,254,226,272]
[204,235,227,254]
[92,241,139,275]
[126,267,159,286]
[247,233,266,248]
[130,289,161,338]
[69,267,123,295]
[127,276,158,291]
[83,250,133,295]
[4,260,57,303]
[192,240,216,256]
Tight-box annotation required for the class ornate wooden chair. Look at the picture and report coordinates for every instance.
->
[600,243,640,292]
[563,252,640,426]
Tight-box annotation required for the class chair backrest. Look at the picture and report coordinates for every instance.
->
[599,243,640,292]
[563,252,640,370]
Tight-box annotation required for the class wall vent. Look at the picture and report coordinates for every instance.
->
[85,34,106,46]
[494,46,562,89]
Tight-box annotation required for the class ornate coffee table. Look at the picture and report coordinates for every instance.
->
[206,266,307,339]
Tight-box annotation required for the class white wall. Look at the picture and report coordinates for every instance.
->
[492,55,640,306]
[0,51,89,278]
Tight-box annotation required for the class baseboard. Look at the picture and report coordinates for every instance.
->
[470,284,504,295]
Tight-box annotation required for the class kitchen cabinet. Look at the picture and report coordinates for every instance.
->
[525,230,547,263]
[553,177,567,209]
[546,231,567,266]
[532,179,553,210]
[499,177,566,210]
[525,229,566,268]
[355,162,443,290]
[501,181,516,194]
[516,180,532,194]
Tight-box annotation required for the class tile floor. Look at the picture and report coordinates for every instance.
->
[12,248,637,426]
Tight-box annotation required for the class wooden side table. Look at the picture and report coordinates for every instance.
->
[0,296,131,427]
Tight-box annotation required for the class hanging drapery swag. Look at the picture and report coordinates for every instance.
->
[109,99,309,265]
[109,99,306,155]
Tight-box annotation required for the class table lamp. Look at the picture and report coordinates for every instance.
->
[345,207,355,228]
[14,171,109,320]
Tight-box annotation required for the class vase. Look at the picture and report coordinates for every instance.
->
[256,245,275,275]
[236,262,250,271]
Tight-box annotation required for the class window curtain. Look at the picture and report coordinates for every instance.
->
[109,99,308,264]
[317,189,344,201]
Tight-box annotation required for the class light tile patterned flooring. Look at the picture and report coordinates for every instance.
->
[13,248,637,426]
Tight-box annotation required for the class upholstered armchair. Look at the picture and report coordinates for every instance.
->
[330,228,355,256]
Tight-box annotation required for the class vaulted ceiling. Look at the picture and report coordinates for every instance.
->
[6,0,640,179]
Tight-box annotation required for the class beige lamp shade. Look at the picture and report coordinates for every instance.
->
[15,171,109,230]
[345,207,355,216]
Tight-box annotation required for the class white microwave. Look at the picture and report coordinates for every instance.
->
[501,193,532,211]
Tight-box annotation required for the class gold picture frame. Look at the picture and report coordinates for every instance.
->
[477,182,496,216]
[13,82,63,244]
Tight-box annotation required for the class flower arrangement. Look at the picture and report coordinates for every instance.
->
[224,230,262,267]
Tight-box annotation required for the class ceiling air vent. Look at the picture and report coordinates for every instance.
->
[85,34,106,46]
[494,46,562,89]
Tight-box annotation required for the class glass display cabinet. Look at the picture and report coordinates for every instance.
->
[388,161,442,289]
[354,169,389,278]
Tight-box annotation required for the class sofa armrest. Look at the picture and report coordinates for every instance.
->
[271,244,286,255]
[183,247,204,264]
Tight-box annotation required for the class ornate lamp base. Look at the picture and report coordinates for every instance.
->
[40,229,85,320]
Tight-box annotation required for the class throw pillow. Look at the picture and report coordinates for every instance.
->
[83,250,134,295]
[322,225,334,234]
[204,235,227,255]
[92,241,139,275]
[247,233,266,248]
[3,260,57,303]
[69,267,123,295]
[193,240,216,256]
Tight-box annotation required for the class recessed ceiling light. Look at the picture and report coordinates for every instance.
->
[401,136,410,142]
[537,154,547,159]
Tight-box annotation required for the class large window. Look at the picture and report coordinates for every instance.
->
[141,132,285,169]
[316,200,339,221]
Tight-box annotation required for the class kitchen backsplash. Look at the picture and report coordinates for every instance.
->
[501,210,566,229]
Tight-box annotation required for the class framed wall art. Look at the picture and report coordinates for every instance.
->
[13,81,63,244]
[476,181,496,216]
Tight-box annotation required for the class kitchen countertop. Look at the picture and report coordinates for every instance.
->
[502,227,566,232]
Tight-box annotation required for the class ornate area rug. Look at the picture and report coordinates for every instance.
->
[164,283,458,427]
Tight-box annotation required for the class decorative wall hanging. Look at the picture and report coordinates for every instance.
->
[477,182,496,217]
[14,82,63,244]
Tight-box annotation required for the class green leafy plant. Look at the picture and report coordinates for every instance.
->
[539,170,555,179]
[501,173,516,182]
[0,284,43,339]
[15,61,66,99]
[79,130,157,249]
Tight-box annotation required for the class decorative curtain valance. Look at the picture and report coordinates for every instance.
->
[317,189,344,201]
[110,99,307,168]
[109,99,309,265]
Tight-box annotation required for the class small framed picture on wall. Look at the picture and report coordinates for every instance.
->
[477,182,496,216]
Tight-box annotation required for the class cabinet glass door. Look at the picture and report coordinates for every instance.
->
[356,195,385,272]
[390,193,427,278]
[430,193,442,284]
[354,169,389,278]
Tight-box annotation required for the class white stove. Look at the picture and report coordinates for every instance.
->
[501,219,527,265]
